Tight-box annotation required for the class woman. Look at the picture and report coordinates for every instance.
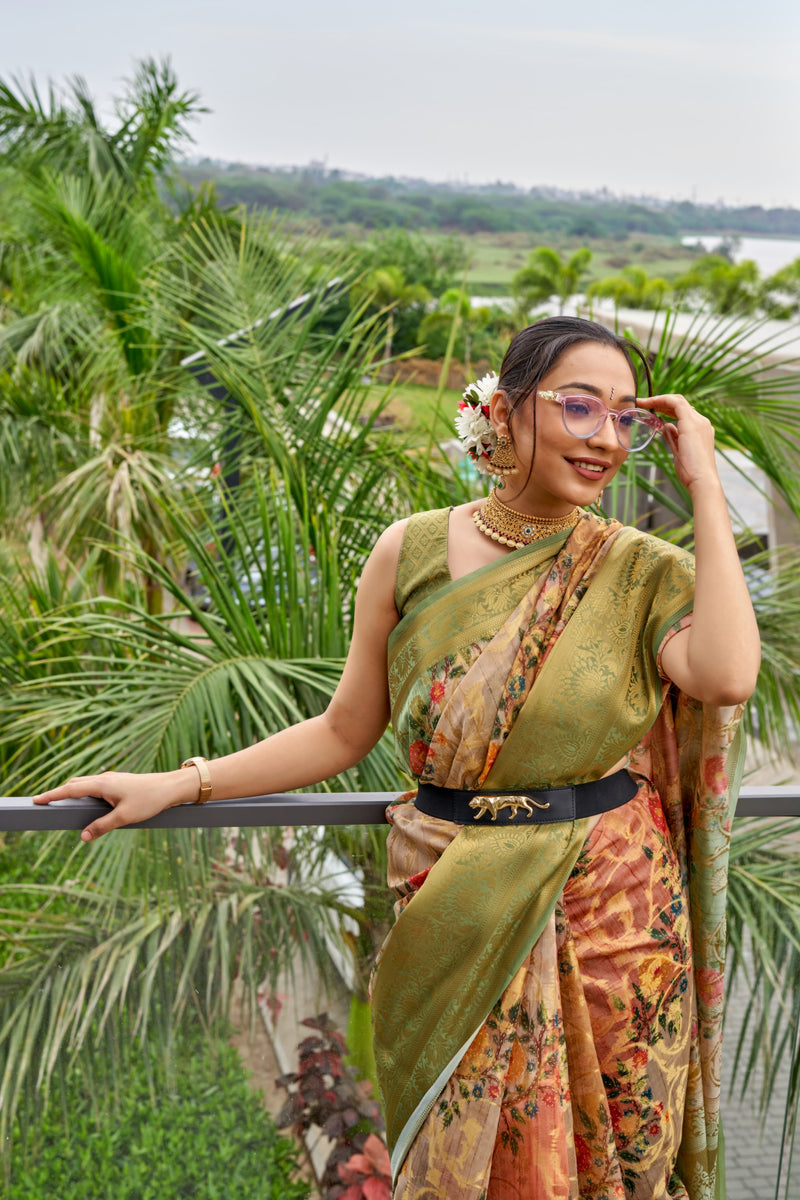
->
[34,318,759,1198]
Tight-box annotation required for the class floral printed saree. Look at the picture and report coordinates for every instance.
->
[370,509,744,1199]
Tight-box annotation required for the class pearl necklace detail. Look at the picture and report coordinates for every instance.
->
[473,489,582,549]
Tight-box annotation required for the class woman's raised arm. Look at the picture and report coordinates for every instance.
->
[641,393,761,706]
[32,521,408,841]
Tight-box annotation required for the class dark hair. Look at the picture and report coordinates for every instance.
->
[499,315,652,411]
[497,317,653,490]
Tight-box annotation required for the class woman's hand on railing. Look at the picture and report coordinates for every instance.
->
[32,770,196,842]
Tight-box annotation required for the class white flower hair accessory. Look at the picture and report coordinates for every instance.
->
[455,372,499,474]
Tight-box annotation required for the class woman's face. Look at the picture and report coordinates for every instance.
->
[492,341,638,516]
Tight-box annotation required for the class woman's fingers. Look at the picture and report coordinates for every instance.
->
[32,774,116,804]
[637,392,690,413]
[80,806,128,843]
[32,773,122,842]
[660,422,680,451]
[638,393,712,437]
[31,770,184,842]
[637,394,718,491]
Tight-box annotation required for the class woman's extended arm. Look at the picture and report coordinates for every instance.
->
[640,394,761,706]
[33,522,407,841]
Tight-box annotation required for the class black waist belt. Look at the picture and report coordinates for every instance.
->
[414,768,638,826]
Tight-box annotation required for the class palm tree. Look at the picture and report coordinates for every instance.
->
[350,265,429,363]
[725,818,800,1191]
[0,65,414,1148]
[673,254,761,315]
[761,258,800,319]
[2,298,799,1147]
[511,245,592,316]
[416,287,492,373]
[0,57,203,187]
[588,266,671,313]
[600,309,800,748]
[0,189,468,1148]
[0,60,258,612]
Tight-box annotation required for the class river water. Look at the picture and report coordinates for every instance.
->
[681,234,800,274]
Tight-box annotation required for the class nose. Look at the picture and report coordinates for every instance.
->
[586,412,620,450]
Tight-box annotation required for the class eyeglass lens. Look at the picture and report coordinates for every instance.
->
[561,396,659,451]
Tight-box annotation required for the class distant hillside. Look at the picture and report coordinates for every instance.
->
[179,162,800,239]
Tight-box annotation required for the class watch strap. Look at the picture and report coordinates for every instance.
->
[180,756,212,803]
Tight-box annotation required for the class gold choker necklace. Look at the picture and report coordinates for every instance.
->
[473,490,581,549]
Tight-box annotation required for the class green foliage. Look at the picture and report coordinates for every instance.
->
[762,257,800,319]
[604,310,800,753]
[0,832,77,965]
[416,291,504,367]
[511,245,592,314]
[0,811,376,1149]
[354,265,428,311]
[0,57,204,188]
[7,1026,309,1199]
[647,310,800,521]
[0,63,455,1144]
[0,477,405,793]
[350,265,429,360]
[674,253,762,315]
[588,265,671,311]
[179,163,800,240]
[353,227,467,297]
[0,68,218,607]
[345,225,469,359]
[726,819,800,1147]
[276,1012,387,1197]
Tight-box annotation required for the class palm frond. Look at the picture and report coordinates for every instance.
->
[647,309,800,519]
[726,819,800,1119]
[0,836,358,1149]
[0,466,401,794]
[741,550,800,752]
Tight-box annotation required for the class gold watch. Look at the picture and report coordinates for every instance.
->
[180,756,212,803]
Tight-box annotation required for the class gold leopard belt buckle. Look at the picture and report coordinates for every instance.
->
[468,793,551,821]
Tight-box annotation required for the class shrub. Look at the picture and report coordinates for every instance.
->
[8,1030,310,1200]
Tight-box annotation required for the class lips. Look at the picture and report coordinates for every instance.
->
[566,457,610,481]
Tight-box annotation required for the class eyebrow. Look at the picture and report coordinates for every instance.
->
[558,381,636,404]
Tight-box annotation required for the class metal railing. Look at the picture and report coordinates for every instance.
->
[1,785,799,831]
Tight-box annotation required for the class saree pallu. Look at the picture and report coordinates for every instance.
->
[371,509,745,1199]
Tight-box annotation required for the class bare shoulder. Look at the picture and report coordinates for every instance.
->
[366,518,409,577]
[449,499,481,533]
[356,518,410,616]
[373,517,410,557]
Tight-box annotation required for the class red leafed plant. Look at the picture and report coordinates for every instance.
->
[276,1013,390,1199]
[335,1133,392,1200]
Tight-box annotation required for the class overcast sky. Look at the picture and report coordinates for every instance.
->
[6,0,799,207]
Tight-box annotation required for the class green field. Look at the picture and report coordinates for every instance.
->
[463,232,704,295]
[334,226,708,297]
[365,380,463,442]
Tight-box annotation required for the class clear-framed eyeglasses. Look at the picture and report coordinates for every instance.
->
[539,390,664,452]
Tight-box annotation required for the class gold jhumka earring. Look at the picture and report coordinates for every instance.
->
[486,435,518,484]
